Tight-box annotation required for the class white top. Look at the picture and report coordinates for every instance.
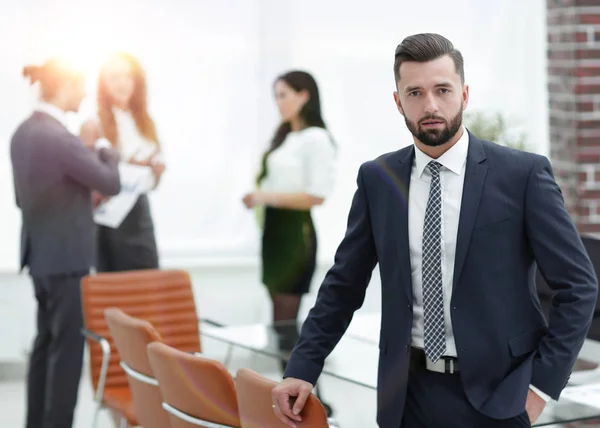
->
[96,108,163,193]
[259,127,336,199]
[36,102,69,128]
[407,127,551,402]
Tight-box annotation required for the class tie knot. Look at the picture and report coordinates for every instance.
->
[428,161,441,176]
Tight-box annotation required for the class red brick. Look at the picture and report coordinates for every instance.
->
[550,116,576,127]
[579,136,600,147]
[578,101,595,111]
[549,66,576,76]
[575,32,589,42]
[549,49,578,60]
[574,66,600,77]
[580,14,600,25]
[595,170,600,181]
[548,33,557,44]
[577,152,600,163]
[578,223,600,233]
[576,0,600,5]
[577,48,600,59]
[548,13,575,26]
[549,82,575,95]
[548,0,573,6]
[579,205,591,217]
[550,100,577,111]
[577,120,600,128]
[581,189,600,199]
[575,83,600,94]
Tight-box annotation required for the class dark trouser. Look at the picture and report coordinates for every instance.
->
[26,272,86,428]
[96,194,159,272]
[401,367,531,428]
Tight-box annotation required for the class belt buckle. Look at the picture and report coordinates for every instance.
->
[426,357,458,374]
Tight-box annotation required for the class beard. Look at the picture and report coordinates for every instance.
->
[405,108,463,147]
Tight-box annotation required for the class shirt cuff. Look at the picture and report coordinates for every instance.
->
[94,138,112,151]
[529,384,551,402]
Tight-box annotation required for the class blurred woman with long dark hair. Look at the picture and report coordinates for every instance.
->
[242,70,336,413]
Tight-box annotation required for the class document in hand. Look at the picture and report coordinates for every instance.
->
[93,163,153,229]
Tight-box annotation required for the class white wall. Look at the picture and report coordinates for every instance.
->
[0,0,548,272]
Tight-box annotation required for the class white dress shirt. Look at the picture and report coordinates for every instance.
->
[409,126,468,357]
[35,102,69,129]
[407,126,550,402]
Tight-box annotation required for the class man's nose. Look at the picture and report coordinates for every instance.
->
[423,93,439,115]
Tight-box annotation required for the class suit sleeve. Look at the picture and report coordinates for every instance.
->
[13,177,19,208]
[283,163,379,385]
[526,156,598,399]
[56,132,121,196]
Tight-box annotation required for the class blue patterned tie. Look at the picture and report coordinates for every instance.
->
[422,161,446,362]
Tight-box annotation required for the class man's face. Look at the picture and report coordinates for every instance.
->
[393,54,468,147]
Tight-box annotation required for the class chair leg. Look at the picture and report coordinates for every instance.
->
[223,343,234,369]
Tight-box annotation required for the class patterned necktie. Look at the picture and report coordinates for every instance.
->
[422,160,446,362]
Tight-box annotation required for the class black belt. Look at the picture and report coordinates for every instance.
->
[410,347,460,374]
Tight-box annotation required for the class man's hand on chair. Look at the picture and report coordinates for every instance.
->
[272,377,314,427]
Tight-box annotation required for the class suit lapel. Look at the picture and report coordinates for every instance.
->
[391,146,415,302]
[452,134,488,289]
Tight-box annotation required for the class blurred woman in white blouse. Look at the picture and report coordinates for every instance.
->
[86,52,165,272]
[242,71,336,412]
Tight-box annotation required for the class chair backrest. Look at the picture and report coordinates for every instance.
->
[81,269,201,394]
[235,368,329,428]
[104,307,171,428]
[147,341,240,428]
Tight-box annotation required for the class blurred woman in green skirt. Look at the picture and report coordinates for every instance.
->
[242,70,336,413]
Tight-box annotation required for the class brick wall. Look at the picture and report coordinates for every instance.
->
[547,0,600,233]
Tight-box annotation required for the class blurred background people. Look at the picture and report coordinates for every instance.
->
[85,51,166,273]
[11,58,120,428]
[242,70,336,414]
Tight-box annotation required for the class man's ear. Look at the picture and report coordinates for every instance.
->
[462,84,469,110]
[393,91,405,116]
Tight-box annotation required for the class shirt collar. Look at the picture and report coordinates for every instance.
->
[414,126,469,177]
[35,102,69,128]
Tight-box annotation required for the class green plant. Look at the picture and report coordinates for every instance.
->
[464,110,530,151]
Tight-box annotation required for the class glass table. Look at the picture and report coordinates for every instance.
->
[200,313,600,426]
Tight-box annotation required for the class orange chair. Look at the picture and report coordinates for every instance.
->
[81,269,201,428]
[147,341,241,428]
[104,307,171,428]
[235,368,337,428]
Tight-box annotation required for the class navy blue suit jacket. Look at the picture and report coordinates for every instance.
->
[284,132,598,427]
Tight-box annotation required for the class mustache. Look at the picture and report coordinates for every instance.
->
[419,115,446,124]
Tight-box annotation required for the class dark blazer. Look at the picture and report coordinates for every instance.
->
[284,132,598,428]
[537,235,600,341]
[10,111,121,277]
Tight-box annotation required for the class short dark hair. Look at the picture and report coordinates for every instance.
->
[393,33,464,84]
